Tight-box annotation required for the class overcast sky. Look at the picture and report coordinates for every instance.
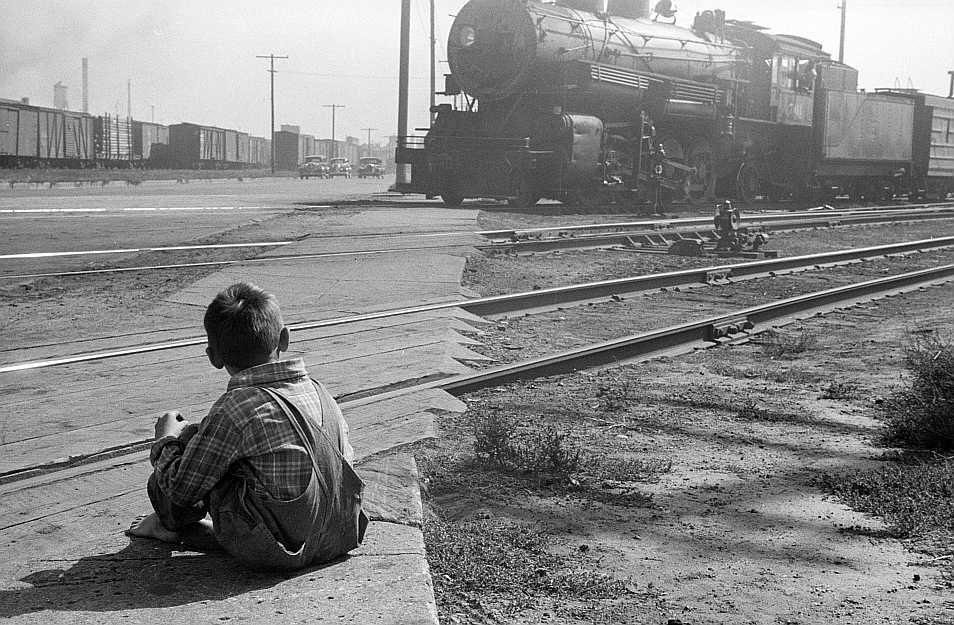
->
[1,1,951,144]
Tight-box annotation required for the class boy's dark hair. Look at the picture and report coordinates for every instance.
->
[204,282,284,370]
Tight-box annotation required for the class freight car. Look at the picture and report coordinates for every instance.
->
[132,120,170,162]
[165,123,253,169]
[395,0,954,207]
[0,98,95,167]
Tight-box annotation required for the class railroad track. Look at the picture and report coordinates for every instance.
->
[3,237,954,486]
[5,235,954,374]
[4,203,954,280]
[479,204,954,253]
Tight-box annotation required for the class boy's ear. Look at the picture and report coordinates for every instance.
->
[278,327,290,353]
[206,344,225,370]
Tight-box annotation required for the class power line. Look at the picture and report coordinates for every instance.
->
[256,53,288,174]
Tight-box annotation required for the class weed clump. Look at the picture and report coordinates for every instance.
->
[424,516,629,612]
[595,378,636,413]
[881,335,954,450]
[758,329,818,359]
[824,456,954,540]
[472,412,582,480]
[821,380,862,400]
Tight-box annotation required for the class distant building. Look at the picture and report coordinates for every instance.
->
[53,82,68,110]
[280,124,301,134]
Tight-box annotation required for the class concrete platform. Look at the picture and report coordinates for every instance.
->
[0,457,435,625]
[0,205,486,623]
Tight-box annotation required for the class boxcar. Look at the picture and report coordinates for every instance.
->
[0,98,94,166]
[249,135,271,168]
[273,130,299,171]
[924,93,954,196]
[131,121,169,162]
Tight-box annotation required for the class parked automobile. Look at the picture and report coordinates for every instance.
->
[357,156,385,179]
[328,157,352,178]
[298,154,330,179]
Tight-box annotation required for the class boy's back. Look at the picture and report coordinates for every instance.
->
[129,283,365,570]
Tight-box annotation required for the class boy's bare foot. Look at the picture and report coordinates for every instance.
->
[126,513,180,543]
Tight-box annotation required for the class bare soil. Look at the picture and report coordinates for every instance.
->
[416,220,954,624]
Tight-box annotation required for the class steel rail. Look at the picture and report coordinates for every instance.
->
[437,263,954,395]
[3,236,954,374]
[477,202,954,240]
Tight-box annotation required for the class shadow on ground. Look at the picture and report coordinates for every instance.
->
[0,538,348,618]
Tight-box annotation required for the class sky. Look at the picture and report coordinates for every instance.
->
[1,0,952,144]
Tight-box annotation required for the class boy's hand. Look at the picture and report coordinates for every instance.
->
[155,411,190,440]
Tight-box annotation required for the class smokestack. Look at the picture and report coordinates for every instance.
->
[53,82,68,110]
[127,79,132,119]
[82,58,88,113]
[949,70,954,99]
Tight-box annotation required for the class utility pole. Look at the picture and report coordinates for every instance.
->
[397,0,411,185]
[256,53,289,174]
[150,105,155,123]
[127,79,132,119]
[323,104,345,158]
[429,0,436,124]
[361,127,377,157]
[838,0,847,64]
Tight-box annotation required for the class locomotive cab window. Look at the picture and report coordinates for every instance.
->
[773,55,796,91]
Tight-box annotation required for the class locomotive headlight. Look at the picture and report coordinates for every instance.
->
[459,26,476,47]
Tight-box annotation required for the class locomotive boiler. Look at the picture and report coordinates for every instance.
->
[395,0,954,208]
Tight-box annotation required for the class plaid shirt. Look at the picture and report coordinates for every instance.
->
[151,358,352,507]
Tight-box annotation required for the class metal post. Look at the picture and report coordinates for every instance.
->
[397,0,411,184]
[323,104,345,158]
[361,127,377,157]
[256,54,289,174]
[838,0,846,64]
[429,0,436,125]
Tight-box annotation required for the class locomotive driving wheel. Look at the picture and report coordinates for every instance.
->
[507,172,539,208]
[736,161,761,205]
[440,190,464,207]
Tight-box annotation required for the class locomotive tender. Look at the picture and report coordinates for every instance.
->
[395,0,954,207]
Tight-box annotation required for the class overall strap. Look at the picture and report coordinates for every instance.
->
[258,386,325,480]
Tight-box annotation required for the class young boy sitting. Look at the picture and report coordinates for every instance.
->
[127,282,366,570]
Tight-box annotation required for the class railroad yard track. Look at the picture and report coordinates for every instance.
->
[4,235,954,485]
[3,202,954,281]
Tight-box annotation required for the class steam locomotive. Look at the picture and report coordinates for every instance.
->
[395,0,954,208]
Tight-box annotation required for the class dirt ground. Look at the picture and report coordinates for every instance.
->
[415,221,954,624]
